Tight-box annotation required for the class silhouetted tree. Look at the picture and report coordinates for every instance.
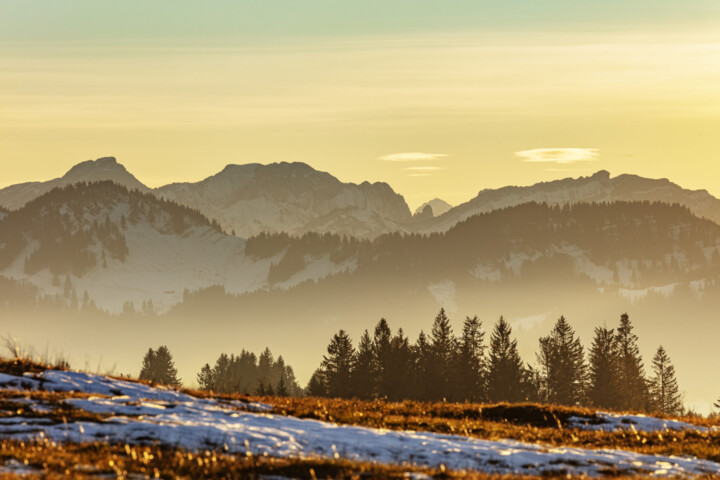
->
[588,326,620,409]
[197,363,213,390]
[538,316,587,405]
[454,315,485,401]
[426,308,456,400]
[373,319,393,396]
[487,316,525,402]
[614,314,649,410]
[139,345,181,387]
[352,330,376,398]
[649,345,683,415]
[306,368,327,397]
[321,330,356,398]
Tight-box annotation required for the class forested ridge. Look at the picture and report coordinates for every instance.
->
[0,181,223,275]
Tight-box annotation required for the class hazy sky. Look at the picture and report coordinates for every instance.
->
[2,1,720,209]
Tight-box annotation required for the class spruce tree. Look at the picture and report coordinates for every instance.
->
[306,368,327,397]
[276,374,289,397]
[427,308,456,400]
[197,363,213,390]
[412,330,433,400]
[373,319,393,397]
[321,330,356,398]
[352,330,376,398]
[649,345,683,415]
[588,326,620,409]
[454,315,486,401]
[487,316,525,403]
[614,313,649,411]
[139,345,181,387]
[538,316,587,406]
[387,328,414,400]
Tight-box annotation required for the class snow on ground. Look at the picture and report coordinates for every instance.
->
[1,370,719,477]
[568,412,716,433]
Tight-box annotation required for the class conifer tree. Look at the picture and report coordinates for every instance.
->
[276,374,289,397]
[306,368,327,397]
[427,308,456,400]
[412,330,433,400]
[538,316,587,405]
[614,313,649,411]
[373,319,393,396]
[387,328,414,400]
[588,326,620,409]
[649,345,683,415]
[197,363,213,390]
[454,315,486,401]
[321,330,356,398]
[139,345,181,387]
[352,330,376,398]
[487,316,525,403]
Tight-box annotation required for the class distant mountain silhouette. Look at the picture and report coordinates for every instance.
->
[0,157,149,211]
[417,170,720,233]
[156,162,412,238]
[414,198,453,217]
[2,159,720,240]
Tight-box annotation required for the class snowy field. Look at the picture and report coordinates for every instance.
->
[1,369,719,477]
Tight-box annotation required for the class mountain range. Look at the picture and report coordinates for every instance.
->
[2,157,719,240]
[3,158,720,410]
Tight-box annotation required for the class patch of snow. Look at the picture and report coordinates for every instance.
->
[427,280,457,313]
[1,370,719,477]
[471,263,502,282]
[0,459,40,476]
[568,412,716,433]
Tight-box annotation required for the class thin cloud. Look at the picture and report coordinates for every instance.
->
[379,152,448,162]
[516,148,599,164]
[408,173,432,177]
[404,166,445,171]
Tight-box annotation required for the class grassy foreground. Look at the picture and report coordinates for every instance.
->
[1,358,720,478]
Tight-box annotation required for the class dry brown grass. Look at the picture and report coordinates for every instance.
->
[2,360,720,476]
[0,439,547,479]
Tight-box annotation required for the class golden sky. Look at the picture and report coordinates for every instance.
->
[2,3,720,209]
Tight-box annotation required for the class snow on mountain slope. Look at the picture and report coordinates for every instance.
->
[0,157,148,211]
[0,182,353,313]
[156,162,412,239]
[418,170,720,234]
[1,369,718,477]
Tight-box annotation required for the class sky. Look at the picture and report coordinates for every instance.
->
[1,1,720,209]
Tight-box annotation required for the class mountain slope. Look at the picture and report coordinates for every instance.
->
[418,170,720,234]
[156,162,411,239]
[0,157,149,211]
[0,181,361,313]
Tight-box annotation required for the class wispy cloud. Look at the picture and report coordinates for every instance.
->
[404,166,445,171]
[515,148,599,164]
[379,152,447,162]
[408,173,432,177]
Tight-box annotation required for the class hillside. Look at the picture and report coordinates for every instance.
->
[418,170,720,234]
[1,362,719,478]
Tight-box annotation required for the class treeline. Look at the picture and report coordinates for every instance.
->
[311,309,684,415]
[139,345,303,396]
[196,348,303,396]
[244,201,720,288]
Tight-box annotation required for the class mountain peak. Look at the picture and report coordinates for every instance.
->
[589,170,611,181]
[414,198,453,217]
